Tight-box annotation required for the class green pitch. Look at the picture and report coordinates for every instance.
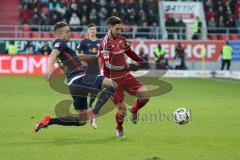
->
[0,76,239,160]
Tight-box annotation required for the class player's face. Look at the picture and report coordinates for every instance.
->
[110,23,122,38]
[61,26,71,41]
[88,26,96,37]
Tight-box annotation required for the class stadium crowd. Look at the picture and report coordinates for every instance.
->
[19,0,159,28]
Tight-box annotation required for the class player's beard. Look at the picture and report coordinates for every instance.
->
[111,31,118,39]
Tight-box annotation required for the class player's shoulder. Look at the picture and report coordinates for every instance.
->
[53,39,66,48]
[81,38,89,44]
[99,34,109,45]
[96,39,101,44]
[118,34,127,41]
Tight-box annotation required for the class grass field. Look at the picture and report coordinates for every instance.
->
[0,76,239,160]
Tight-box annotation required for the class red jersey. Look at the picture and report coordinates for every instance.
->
[99,34,143,79]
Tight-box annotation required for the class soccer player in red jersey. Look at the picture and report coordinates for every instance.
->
[98,16,150,137]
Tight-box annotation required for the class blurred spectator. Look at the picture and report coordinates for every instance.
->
[81,15,88,26]
[150,22,159,39]
[148,9,157,26]
[217,5,226,18]
[23,41,36,54]
[139,49,148,63]
[19,0,160,29]
[235,0,240,14]
[165,16,177,39]
[221,41,233,70]
[175,42,187,70]
[139,48,149,69]
[217,16,226,33]
[6,41,18,55]
[137,22,150,38]
[206,8,216,21]
[192,16,202,40]
[39,42,51,55]
[89,8,98,24]
[154,44,168,69]
[226,17,237,33]
[208,17,217,34]
[69,13,80,31]
[236,16,240,32]
[19,4,32,24]
[176,18,186,40]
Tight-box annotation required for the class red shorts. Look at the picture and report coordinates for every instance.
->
[111,73,144,104]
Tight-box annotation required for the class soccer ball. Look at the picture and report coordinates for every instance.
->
[173,108,190,125]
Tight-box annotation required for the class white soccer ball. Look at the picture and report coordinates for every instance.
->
[173,108,190,125]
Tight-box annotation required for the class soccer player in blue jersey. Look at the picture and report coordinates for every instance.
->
[34,22,117,132]
[76,23,101,109]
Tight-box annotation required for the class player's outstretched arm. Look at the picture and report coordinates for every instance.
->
[124,40,144,64]
[44,49,60,81]
[77,54,98,62]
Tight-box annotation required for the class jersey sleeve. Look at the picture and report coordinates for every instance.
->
[53,40,66,53]
[122,37,144,63]
[76,40,85,52]
[98,40,105,69]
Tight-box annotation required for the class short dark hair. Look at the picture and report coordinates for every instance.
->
[106,16,122,26]
[87,23,96,28]
[54,22,68,32]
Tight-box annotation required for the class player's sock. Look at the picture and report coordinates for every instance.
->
[115,112,125,131]
[89,96,95,108]
[131,99,147,114]
[48,116,82,126]
[92,86,115,115]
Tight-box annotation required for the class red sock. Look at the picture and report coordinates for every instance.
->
[131,99,146,114]
[115,112,124,131]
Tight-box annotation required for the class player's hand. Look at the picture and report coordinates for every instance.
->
[44,70,53,81]
[127,63,139,71]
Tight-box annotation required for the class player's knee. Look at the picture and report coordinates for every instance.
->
[107,85,115,93]
[118,103,127,115]
[73,101,81,110]
[139,90,150,104]
[112,81,118,89]
[138,95,150,105]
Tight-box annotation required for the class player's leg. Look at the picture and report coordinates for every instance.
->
[221,60,226,70]
[112,88,126,137]
[90,77,117,128]
[122,74,150,124]
[48,96,88,126]
[88,93,96,108]
[132,85,150,110]
[34,80,89,132]
[227,60,231,70]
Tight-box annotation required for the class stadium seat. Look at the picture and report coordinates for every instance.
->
[23,32,30,38]
[31,32,41,38]
[208,35,218,40]
[42,32,51,38]
[50,33,55,38]
[228,34,238,40]
[23,24,30,32]
[71,33,82,39]
[218,35,228,41]
[80,33,87,39]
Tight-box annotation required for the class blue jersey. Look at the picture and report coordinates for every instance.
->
[52,39,84,80]
[77,39,100,75]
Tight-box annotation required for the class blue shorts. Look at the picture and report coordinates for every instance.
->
[68,75,104,111]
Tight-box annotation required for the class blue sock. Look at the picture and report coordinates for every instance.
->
[89,95,96,108]
[92,86,115,115]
